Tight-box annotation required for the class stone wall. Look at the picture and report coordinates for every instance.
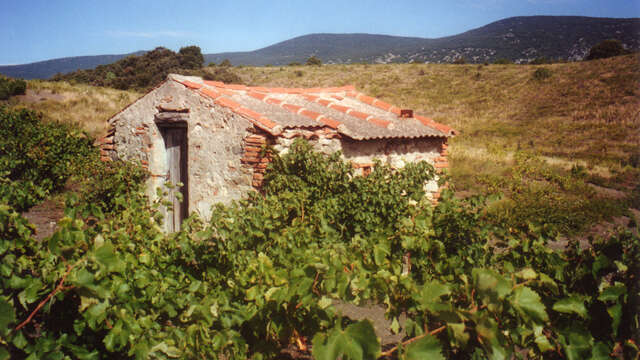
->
[101,80,254,220]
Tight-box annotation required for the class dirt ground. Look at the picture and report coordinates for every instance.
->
[21,198,64,241]
[13,89,66,103]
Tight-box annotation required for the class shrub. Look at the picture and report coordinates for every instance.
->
[529,57,550,65]
[178,45,204,69]
[533,67,552,80]
[493,58,513,65]
[0,76,27,100]
[294,70,303,77]
[305,56,322,66]
[219,59,232,67]
[586,39,629,60]
[452,56,466,64]
[0,107,95,211]
[288,61,301,66]
[52,46,205,90]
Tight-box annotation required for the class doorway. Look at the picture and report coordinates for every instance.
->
[159,124,188,232]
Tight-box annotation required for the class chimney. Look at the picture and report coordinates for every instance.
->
[400,109,413,118]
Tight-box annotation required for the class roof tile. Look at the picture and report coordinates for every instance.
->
[266,98,283,105]
[368,117,391,128]
[348,110,370,120]
[181,80,202,89]
[282,104,303,113]
[372,99,392,111]
[317,99,332,106]
[224,84,248,91]
[204,80,224,87]
[215,97,241,110]
[200,88,221,100]
[317,116,341,129]
[328,103,350,113]
[300,109,322,120]
[247,91,268,101]
[356,94,376,105]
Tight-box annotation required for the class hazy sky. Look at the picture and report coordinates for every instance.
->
[1,0,638,64]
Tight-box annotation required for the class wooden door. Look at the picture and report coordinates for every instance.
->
[161,126,188,232]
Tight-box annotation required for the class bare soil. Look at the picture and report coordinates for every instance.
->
[21,198,64,241]
[14,89,65,103]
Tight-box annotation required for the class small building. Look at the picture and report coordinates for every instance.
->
[99,74,455,231]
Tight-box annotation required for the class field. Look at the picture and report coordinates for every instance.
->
[13,54,640,236]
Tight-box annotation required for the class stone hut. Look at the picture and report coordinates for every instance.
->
[99,74,456,231]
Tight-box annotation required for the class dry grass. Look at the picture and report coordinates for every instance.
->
[4,57,636,234]
[5,80,141,137]
[232,55,639,233]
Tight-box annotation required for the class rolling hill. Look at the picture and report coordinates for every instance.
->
[1,16,638,79]
[0,51,145,80]
[205,16,640,65]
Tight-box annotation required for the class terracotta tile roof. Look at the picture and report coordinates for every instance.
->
[168,74,456,139]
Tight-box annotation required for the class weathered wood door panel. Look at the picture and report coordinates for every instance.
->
[161,126,188,232]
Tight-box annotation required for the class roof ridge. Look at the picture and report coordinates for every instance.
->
[173,76,456,138]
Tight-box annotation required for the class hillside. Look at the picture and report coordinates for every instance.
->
[207,16,640,65]
[2,16,638,79]
[10,54,639,236]
[0,51,145,80]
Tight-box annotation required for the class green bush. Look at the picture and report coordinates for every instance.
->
[305,56,322,66]
[0,76,27,100]
[586,39,630,60]
[533,67,552,81]
[0,139,637,359]
[52,46,205,90]
[0,107,95,211]
[493,58,513,65]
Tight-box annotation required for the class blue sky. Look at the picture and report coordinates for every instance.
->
[1,0,638,64]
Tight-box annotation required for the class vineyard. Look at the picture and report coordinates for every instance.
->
[0,107,638,359]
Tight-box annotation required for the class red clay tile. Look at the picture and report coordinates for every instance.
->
[204,80,224,87]
[348,110,370,120]
[250,86,270,92]
[257,116,278,129]
[356,94,376,105]
[181,80,202,89]
[286,88,304,94]
[345,90,357,98]
[372,99,392,111]
[389,106,402,116]
[302,94,319,102]
[283,104,303,113]
[368,117,391,128]
[200,88,221,99]
[317,116,341,129]
[415,115,433,126]
[215,97,241,110]
[247,91,267,101]
[266,98,282,105]
[317,99,332,107]
[303,87,324,93]
[236,107,264,121]
[269,87,287,93]
[300,109,322,120]
[224,84,247,91]
[328,103,350,113]
[331,95,344,101]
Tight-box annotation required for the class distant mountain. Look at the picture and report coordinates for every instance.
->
[205,16,640,65]
[2,16,639,79]
[0,51,145,80]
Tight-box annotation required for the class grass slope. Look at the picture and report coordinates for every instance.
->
[7,54,638,235]
[229,54,639,234]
